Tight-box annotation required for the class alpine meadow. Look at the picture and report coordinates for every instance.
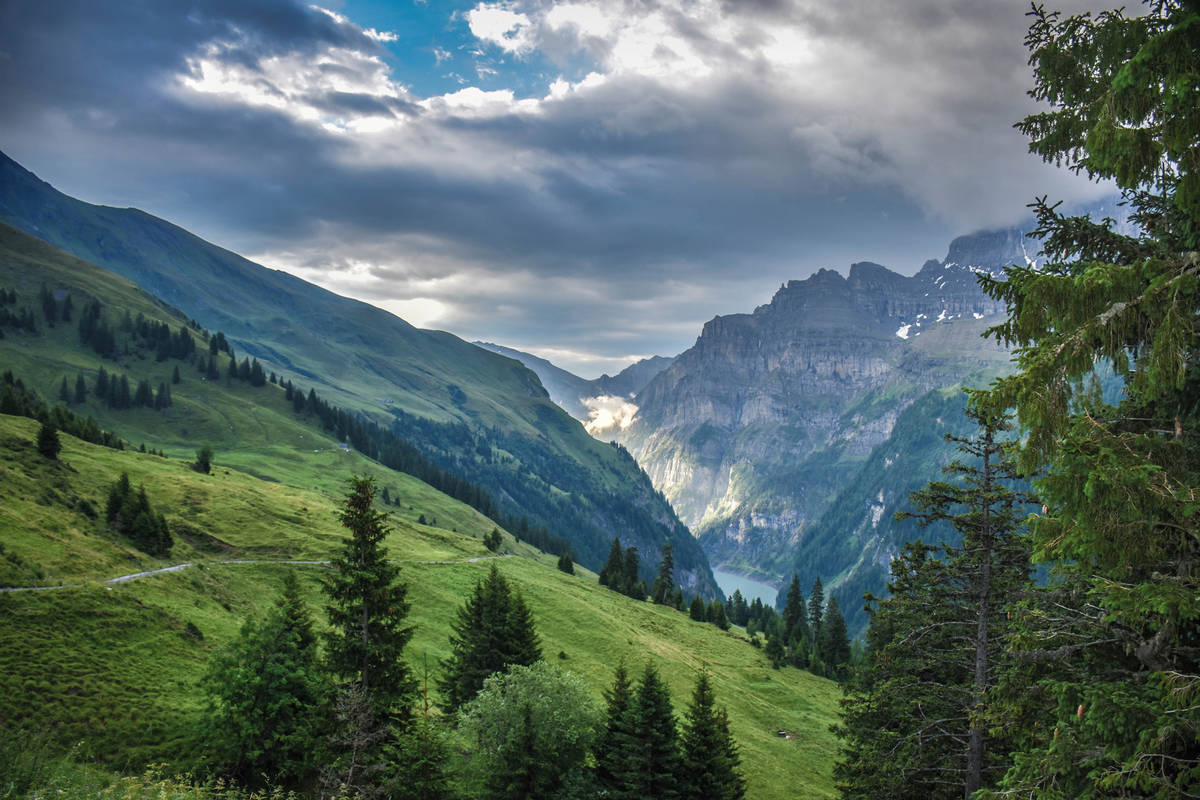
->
[1,1,1197,800]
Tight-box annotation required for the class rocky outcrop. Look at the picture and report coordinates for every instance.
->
[613,232,1017,589]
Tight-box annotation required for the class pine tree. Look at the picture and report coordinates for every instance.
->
[36,422,60,460]
[818,597,850,681]
[764,631,784,669]
[782,574,808,643]
[807,577,824,647]
[556,552,574,574]
[707,600,729,631]
[73,373,86,404]
[172,364,181,384]
[971,4,1200,796]
[650,543,675,604]
[323,477,416,722]
[626,664,682,799]
[200,570,326,787]
[599,536,624,590]
[689,595,706,621]
[679,673,745,800]
[834,411,1032,798]
[595,664,637,797]
[438,564,540,712]
[622,545,643,599]
[57,376,69,403]
[194,445,213,474]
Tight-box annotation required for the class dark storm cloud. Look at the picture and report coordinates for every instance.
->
[0,0,1118,375]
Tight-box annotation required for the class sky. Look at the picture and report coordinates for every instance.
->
[0,0,1115,377]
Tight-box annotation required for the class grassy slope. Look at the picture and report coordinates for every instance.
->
[0,205,839,797]
[0,415,840,799]
[0,157,719,597]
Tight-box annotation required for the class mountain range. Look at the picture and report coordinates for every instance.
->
[0,150,719,599]
[484,234,1029,634]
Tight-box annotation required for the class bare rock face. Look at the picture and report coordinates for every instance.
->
[613,234,1015,584]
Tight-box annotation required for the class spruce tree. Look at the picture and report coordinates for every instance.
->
[689,595,706,621]
[556,552,574,574]
[73,373,86,403]
[201,570,326,786]
[650,543,675,604]
[626,664,682,799]
[679,673,745,800]
[781,574,808,643]
[622,545,642,599]
[36,422,60,460]
[970,4,1200,796]
[818,596,850,681]
[834,411,1032,798]
[595,664,637,797]
[807,577,824,646]
[438,564,540,712]
[57,376,69,403]
[323,477,416,722]
[599,536,624,590]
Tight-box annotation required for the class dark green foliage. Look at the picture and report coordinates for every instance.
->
[389,715,454,800]
[622,547,643,599]
[193,445,213,474]
[817,597,850,681]
[483,527,503,552]
[36,422,60,460]
[598,537,648,599]
[200,570,326,787]
[625,665,682,800]
[650,543,674,604]
[689,595,706,622]
[286,383,576,559]
[599,537,624,588]
[171,365,180,384]
[971,4,1200,796]
[835,411,1032,798]
[437,564,541,712]
[556,551,574,574]
[39,284,56,323]
[807,577,824,644]
[323,477,416,722]
[726,589,748,627]
[706,600,729,631]
[595,664,636,796]
[104,473,172,556]
[57,377,69,403]
[72,373,86,404]
[781,575,807,643]
[680,674,745,800]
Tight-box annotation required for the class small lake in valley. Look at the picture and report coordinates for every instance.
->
[712,568,779,607]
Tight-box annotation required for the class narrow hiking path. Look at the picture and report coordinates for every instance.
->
[0,553,514,593]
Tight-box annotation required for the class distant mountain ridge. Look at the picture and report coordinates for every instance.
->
[474,341,674,422]
[0,150,720,598]
[610,231,1023,630]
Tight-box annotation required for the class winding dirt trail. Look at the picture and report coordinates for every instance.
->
[0,554,513,593]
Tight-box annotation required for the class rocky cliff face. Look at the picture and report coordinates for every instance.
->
[611,233,1016,587]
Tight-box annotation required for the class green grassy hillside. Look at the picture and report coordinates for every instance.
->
[0,413,840,799]
[0,153,719,597]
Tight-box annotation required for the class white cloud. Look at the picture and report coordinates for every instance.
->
[583,395,639,435]
[466,3,534,54]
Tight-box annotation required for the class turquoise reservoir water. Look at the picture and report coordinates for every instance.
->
[712,568,779,607]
